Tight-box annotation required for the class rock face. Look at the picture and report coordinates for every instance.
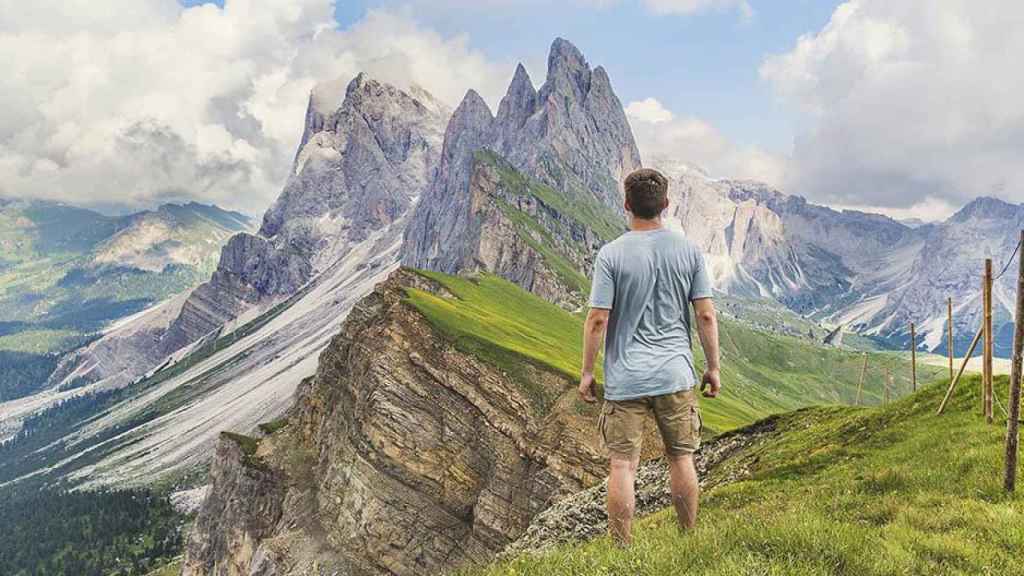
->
[652,158,1023,354]
[403,38,639,306]
[832,197,1024,355]
[182,436,286,576]
[166,73,448,347]
[181,270,609,576]
[45,74,448,393]
[7,77,449,487]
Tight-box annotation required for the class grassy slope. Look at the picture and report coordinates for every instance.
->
[404,269,943,433]
[0,202,250,355]
[475,376,1024,576]
[478,150,624,244]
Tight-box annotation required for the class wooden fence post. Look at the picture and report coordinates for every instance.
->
[937,325,985,415]
[884,366,891,404]
[911,322,918,392]
[985,259,994,424]
[1005,231,1024,492]
[857,353,868,406]
[948,298,955,383]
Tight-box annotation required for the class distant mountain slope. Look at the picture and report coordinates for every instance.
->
[654,160,1022,357]
[0,74,448,483]
[33,74,449,402]
[475,376,1021,575]
[0,200,251,401]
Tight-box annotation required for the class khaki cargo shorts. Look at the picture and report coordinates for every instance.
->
[597,388,702,460]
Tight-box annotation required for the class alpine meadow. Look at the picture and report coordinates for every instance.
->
[1,2,1023,576]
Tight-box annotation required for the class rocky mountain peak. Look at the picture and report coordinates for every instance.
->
[496,63,537,129]
[265,75,448,246]
[345,71,372,97]
[545,37,591,97]
[403,37,641,302]
[452,89,495,126]
[949,196,1021,223]
[438,89,496,182]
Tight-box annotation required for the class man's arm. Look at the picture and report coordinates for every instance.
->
[693,298,721,398]
[578,308,609,403]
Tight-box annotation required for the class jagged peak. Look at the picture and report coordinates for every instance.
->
[344,71,390,100]
[543,38,592,98]
[508,63,535,94]
[496,63,538,127]
[309,72,440,118]
[452,89,495,121]
[949,196,1021,222]
[548,37,588,73]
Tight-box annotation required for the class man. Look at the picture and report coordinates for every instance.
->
[578,168,721,547]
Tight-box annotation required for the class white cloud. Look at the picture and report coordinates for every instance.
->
[0,0,509,215]
[829,196,959,223]
[626,97,786,186]
[433,0,752,18]
[624,98,675,124]
[760,0,1024,211]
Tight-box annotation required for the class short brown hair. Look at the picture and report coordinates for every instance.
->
[624,168,669,219]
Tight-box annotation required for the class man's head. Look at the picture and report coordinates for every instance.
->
[623,168,669,220]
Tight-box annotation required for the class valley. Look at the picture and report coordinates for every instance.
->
[0,35,1019,576]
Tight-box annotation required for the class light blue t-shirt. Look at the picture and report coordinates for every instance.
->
[589,228,713,401]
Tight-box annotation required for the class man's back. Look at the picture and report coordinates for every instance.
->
[590,227,712,401]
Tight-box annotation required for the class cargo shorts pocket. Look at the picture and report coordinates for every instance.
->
[658,392,701,456]
[597,401,615,447]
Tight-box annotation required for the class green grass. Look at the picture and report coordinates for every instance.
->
[474,376,1024,576]
[403,269,943,434]
[405,269,590,414]
[479,151,625,243]
[220,431,266,470]
[493,197,592,297]
[146,558,182,576]
[0,200,250,355]
[258,417,290,435]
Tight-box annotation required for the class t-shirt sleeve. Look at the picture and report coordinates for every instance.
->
[589,249,615,309]
[690,251,714,301]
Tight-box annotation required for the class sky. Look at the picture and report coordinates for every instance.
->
[2,0,1022,220]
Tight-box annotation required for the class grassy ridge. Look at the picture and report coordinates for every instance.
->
[403,269,943,433]
[475,376,1024,575]
[479,151,625,243]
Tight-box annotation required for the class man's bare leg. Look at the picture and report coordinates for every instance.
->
[607,456,639,546]
[668,454,700,530]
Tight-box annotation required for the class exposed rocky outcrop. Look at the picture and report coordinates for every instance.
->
[182,435,287,576]
[403,38,638,306]
[182,269,612,576]
[503,416,780,557]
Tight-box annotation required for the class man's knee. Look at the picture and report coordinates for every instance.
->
[609,456,639,475]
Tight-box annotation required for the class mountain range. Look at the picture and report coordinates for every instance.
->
[0,200,251,403]
[0,36,1018,576]
[659,162,1022,357]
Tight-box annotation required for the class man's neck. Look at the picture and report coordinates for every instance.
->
[629,216,664,232]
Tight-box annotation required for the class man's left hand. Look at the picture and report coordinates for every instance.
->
[578,372,598,403]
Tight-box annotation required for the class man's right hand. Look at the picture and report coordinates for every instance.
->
[578,372,598,403]
[701,368,721,398]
